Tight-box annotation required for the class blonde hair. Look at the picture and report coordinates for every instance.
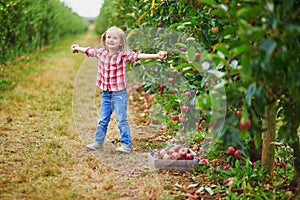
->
[101,26,131,55]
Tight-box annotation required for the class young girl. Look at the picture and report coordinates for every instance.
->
[71,26,167,153]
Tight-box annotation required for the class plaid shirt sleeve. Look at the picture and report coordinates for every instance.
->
[85,48,104,57]
[124,51,139,62]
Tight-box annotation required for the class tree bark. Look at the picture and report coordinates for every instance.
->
[261,102,277,177]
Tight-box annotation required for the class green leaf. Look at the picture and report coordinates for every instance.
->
[253,131,262,148]
[237,7,256,19]
[260,37,277,63]
[245,83,256,105]
[231,44,250,56]
[235,159,240,168]
[213,43,229,55]
[199,0,217,6]
[187,47,196,62]
[283,0,294,13]
[176,63,189,70]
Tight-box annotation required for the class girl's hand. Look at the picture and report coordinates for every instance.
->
[158,51,168,59]
[71,44,79,54]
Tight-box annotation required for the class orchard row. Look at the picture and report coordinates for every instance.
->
[0,0,89,64]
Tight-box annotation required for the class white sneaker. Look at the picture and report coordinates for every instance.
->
[86,142,102,151]
[116,144,131,153]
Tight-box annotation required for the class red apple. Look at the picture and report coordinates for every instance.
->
[227,146,235,155]
[148,94,154,102]
[198,125,203,130]
[234,150,242,158]
[169,138,176,144]
[157,22,162,27]
[171,152,182,160]
[168,77,174,84]
[173,145,182,152]
[186,153,194,160]
[184,91,190,97]
[141,90,146,96]
[169,88,176,94]
[236,110,241,118]
[172,115,179,121]
[179,136,186,142]
[223,164,230,170]
[225,178,233,185]
[179,148,188,157]
[181,105,189,113]
[280,161,286,169]
[194,53,201,61]
[179,117,186,123]
[249,20,255,26]
[200,119,206,125]
[201,159,209,165]
[239,119,251,130]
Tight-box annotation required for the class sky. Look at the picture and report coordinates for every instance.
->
[60,0,103,18]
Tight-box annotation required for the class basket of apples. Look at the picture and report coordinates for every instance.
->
[148,144,198,172]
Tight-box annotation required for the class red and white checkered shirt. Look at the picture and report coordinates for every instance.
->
[86,48,139,91]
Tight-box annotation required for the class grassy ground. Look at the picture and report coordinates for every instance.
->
[0,29,167,200]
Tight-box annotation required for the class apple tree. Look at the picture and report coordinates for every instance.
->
[96,0,300,187]
[204,0,300,186]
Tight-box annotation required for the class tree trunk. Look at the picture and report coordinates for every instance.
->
[261,102,277,177]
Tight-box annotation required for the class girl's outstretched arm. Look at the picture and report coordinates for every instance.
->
[71,44,89,54]
[138,51,168,60]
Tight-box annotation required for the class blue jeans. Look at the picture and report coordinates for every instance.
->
[94,89,131,147]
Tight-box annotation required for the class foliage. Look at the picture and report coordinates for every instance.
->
[96,0,300,196]
[0,0,88,64]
